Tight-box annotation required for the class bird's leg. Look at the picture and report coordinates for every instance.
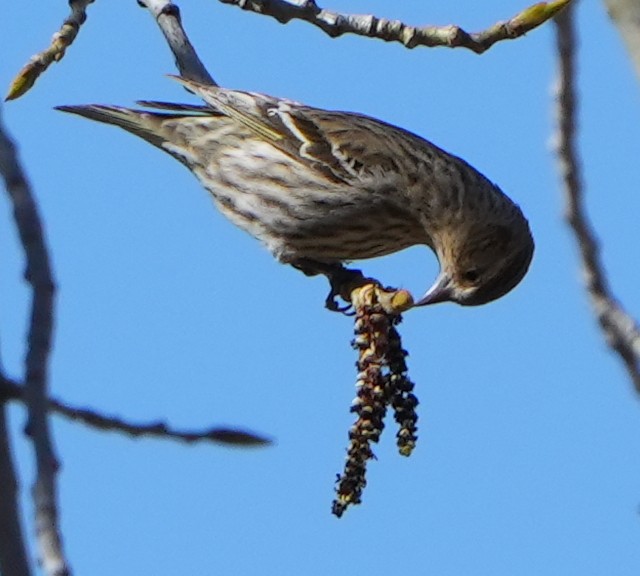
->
[325,267,368,314]
[291,259,368,313]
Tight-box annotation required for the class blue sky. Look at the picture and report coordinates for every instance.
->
[3,1,640,574]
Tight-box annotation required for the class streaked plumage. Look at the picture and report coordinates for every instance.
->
[56,77,534,306]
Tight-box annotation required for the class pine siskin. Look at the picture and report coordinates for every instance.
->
[56,77,534,307]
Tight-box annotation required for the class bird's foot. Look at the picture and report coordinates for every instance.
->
[325,268,368,314]
[291,260,371,314]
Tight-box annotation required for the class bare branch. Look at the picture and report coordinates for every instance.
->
[6,0,94,101]
[5,0,572,101]
[0,110,69,575]
[554,6,640,392]
[0,376,271,447]
[604,0,640,83]
[0,375,32,576]
[138,0,217,84]
[53,403,271,446]
[219,0,572,53]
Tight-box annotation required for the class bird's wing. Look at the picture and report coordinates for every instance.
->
[170,76,412,186]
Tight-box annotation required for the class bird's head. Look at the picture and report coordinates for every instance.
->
[416,218,534,307]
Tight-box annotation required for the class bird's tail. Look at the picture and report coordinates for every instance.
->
[55,104,180,152]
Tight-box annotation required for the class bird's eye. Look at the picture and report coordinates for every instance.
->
[462,269,481,283]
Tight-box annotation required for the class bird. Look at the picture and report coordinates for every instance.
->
[56,76,534,309]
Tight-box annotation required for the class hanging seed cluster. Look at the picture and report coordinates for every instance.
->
[332,284,419,518]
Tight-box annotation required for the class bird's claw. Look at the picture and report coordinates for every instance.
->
[324,267,367,315]
[290,259,367,314]
[325,290,356,315]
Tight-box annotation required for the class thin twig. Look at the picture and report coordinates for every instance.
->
[219,0,572,53]
[138,0,217,84]
[554,6,640,392]
[6,0,95,101]
[0,376,271,447]
[0,110,69,575]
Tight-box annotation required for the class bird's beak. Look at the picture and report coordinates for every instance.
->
[414,272,453,306]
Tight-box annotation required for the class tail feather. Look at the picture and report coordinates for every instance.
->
[135,100,211,113]
[55,104,177,151]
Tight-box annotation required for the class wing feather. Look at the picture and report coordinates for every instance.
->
[170,76,407,185]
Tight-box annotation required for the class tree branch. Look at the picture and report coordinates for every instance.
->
[0,370,32,576]
[138,0,217,84]
[554,6,640,392]
[0,109,70,575]
[6,0,95,101]
[0,376,271,447]
[218,0,572,53]
[6,0,573,101]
